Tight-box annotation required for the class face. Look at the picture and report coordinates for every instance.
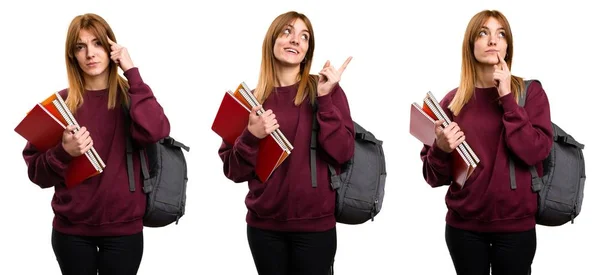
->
[273,19,310,67]
[473,17,507,65]
[74,29,110,80]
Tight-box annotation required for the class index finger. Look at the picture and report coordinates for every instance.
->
[497,52,508,68]
[106,36,116,46]
[338,56,353,74]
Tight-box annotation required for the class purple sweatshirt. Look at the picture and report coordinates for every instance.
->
[421,80,553,232]
[219,82,355,232]
[22,68,170,236]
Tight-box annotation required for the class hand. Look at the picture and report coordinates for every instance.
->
[493,52,511,97]
[247,105,279,139]
[317,56,352,97]
[434,120,465,153]
[62,125,94,157]
[107,36,134,72]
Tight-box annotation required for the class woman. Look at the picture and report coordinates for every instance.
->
[218,11,355,275]
[22,13,170,275]
[420,10,553,275]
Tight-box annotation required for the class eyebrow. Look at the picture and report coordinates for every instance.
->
[481,26,505,31]
[76,38,99,44]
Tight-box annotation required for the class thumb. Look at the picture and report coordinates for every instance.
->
[323,60,330,69]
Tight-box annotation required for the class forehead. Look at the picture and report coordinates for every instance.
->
[77,29,98,42]
[482,17,504,29]
[287,19,308,31]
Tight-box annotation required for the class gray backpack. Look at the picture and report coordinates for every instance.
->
[509,79,586,226]
[310,105,387,225]
[123,106,190,227]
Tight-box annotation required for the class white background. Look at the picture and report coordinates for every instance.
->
[1,0,597,274]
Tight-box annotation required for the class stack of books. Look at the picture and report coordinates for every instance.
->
[409,91,479,187]
[211,82,293,182]
[14,92,106,188]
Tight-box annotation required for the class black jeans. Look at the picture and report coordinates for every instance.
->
[51,228,144,275]
[445,224,536,275]
[247,225,337,275]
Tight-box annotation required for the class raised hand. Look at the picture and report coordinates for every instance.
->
[493,52,511,97]
[107,36,134,72]
[62,125,94,157]
[434,120,465,153]
[247,105,279,139]
[317,56,352,97]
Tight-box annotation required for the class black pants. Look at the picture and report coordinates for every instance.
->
[445,224,536,275]
[247,225,337,275]
[51,228,144,275]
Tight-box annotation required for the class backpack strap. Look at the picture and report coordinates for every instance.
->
[309,102,340,190]
[508,79,543,192]
[122,104,151,193]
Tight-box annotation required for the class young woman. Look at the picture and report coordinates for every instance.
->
[420,10,553,275]
[218,11,355,275]
[22,13,170,275]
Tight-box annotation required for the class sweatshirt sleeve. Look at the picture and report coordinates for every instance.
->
[316,84,355,165]
[218,128,261,183]
[124,67,171,146]
[22,141,73,188]
[500,81,553,166]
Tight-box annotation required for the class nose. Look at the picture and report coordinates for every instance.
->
[290,35,300,46]
[488,36,497,46]
[86,46,95,59]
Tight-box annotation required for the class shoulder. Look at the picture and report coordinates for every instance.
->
[440,87,458,107]
[58,88,68,99]
[523,79,548,101]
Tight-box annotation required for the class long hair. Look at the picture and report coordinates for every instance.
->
[254,11,318,106]
[449,10,524,116]
[64,13,129,114]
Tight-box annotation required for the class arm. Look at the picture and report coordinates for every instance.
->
[125,68,171,146]
[420,143,453,188]
[218,129,261,183]
[22,142,73,189]
[316,84,355,165]
[500,81,553,165]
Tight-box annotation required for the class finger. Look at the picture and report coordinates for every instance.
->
[338,56,353,75]
[497,52,508,69]
[322,60,330,69]
[74,126,86,139]
[107,36,116,46]
[82,138,94,153]
[79,130,90,141]
[320,69,336,83]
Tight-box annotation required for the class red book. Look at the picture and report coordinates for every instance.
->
[409,93,479,188]
[14,93,105,188]
[211,83,293,183]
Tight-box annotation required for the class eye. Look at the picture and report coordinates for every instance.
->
[283,28,291,36]
[301,33,309,41]
[498,31,506,38]
[94,40,102,46]
[75,44,85,51]
[478,30,488,37]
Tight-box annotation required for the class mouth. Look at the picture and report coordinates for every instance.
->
[87,62,99,67]
[284,48,299,54]
[485,50,499,53]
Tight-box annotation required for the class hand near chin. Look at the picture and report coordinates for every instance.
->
[317,56,352,97]
[493,52,511,97]
[107,36,134,72]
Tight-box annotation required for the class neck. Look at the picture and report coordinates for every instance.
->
[275,64,300,87]
[83,72,109,91]
[474,64,497,88]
